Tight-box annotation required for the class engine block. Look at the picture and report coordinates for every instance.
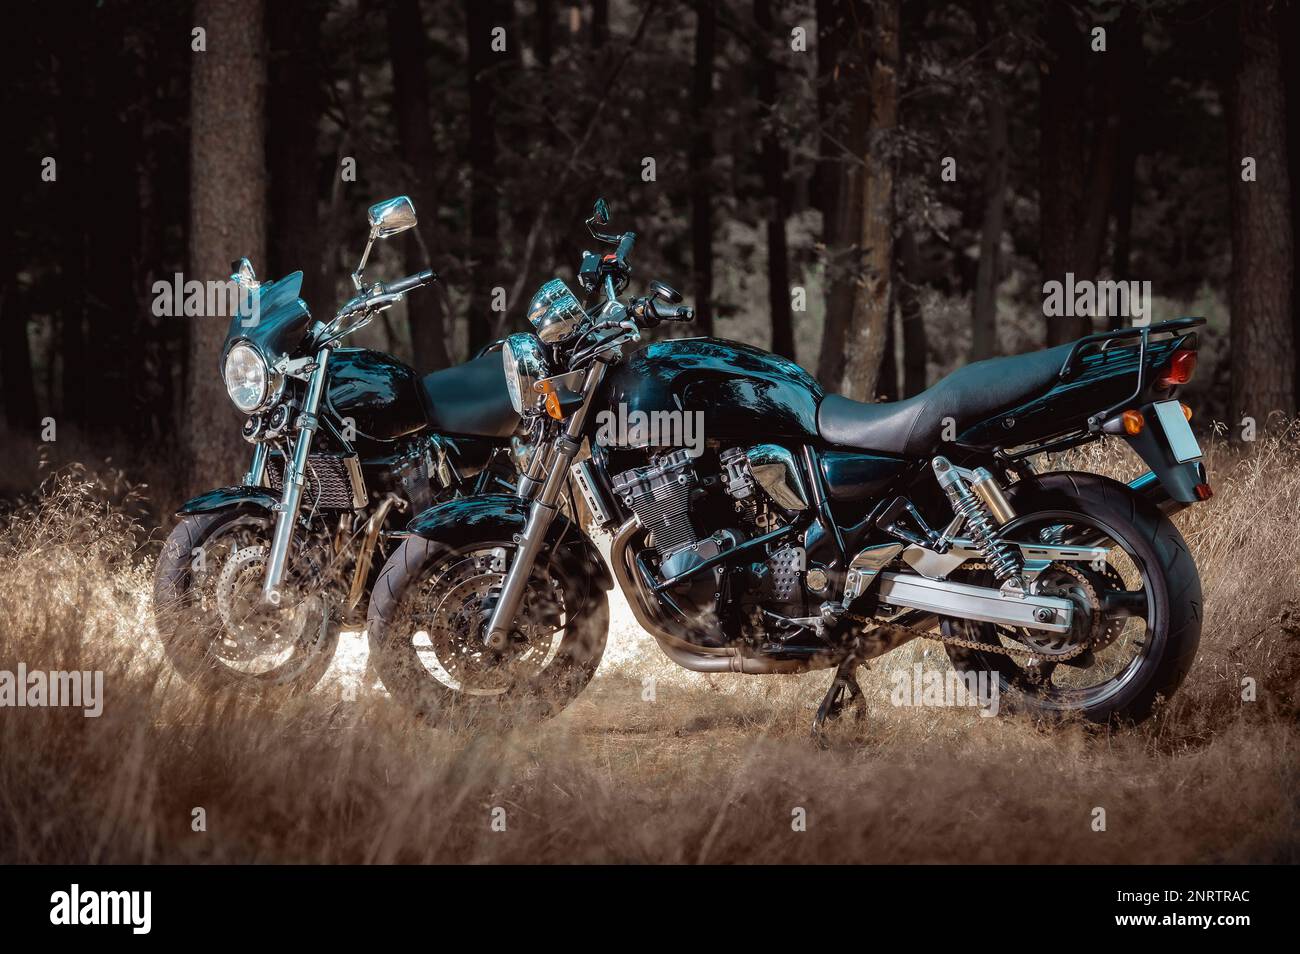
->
[610,449,698,557]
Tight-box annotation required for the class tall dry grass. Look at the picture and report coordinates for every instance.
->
[0,438,1297,864]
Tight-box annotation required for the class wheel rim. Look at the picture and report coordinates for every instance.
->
[184,516,324,678]
[395,541,569,696]
[948,508,1158,712]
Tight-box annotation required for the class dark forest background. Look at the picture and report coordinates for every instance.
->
[1,0,1297,495]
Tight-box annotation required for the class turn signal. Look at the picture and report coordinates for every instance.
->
[1121,409,1145,435]
[545,390,564,420]
[1181,402,1193,421]
[1158,349,1197,387]
[1194,483,1214,501]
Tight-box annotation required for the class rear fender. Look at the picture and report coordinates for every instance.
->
[177,485,279,517]
[1121,424,1208,508]
[405,493,613,591]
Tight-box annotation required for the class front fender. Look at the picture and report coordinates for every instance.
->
[405,493,614,591]
[177,485,279,517]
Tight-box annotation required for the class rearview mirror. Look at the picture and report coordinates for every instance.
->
[649,280,682,304]
[368,196,418,238]
[592,198,610,226]
[353,196,419,289]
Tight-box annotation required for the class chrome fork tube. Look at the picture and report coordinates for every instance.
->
[262,347,331,606]
[483,362,606,649]
[244,441,269,486]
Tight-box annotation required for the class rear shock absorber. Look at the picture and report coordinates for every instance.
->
[932,457,1024,589]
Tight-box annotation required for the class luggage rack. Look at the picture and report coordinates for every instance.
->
[1057,317,1206,433]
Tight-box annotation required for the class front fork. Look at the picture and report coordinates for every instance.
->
[259,347,332,606]
[482,362,606,651]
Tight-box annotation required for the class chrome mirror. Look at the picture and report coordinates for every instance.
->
[353,196,418,289]
[230,257,260,289]
[368,196,418,238]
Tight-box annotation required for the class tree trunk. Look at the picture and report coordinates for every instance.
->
[387,0,450,370]
[839,0,898,402]
[55,26,89,425]
[969,5,1006,361]
[1108,8,1142,331]
[1284,0,1300,406]
[898,228,928,397]
[186,0,266,485]
[591,0,609,48]
[689,0,717,338]
[815,0,866,388]
[1228,0,1295,426]
[1039,0,1124,346]
[466,0,501,355]
[268,0,326,316]
[970,78,1007,360]
[754,0,793,359]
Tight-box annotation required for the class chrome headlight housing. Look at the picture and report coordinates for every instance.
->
[502,333,552,417]
[223,342,281,414]
[527,278,586,344]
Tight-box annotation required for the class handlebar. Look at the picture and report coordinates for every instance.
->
[378,269,436,296]
[613,232,636,267]
[647,300,693,323]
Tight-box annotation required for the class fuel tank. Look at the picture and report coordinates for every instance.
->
[325,348,427,441]
[602,338,824,447]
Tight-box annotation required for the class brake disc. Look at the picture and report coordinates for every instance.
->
[413,551,558,688]
[213,544,306,661]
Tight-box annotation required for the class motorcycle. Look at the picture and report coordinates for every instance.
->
[366,198,1210,730]
[153,196,521,694]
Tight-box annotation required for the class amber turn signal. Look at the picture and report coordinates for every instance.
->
[1121,409,1145,435]
[1181,402,1193,421]
[545,390,564,419]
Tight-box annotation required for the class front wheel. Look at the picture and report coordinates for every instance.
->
[367,533,608,727]
[153,510,340,695]
[943,473,1202,725]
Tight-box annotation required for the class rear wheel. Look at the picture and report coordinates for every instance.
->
[943,473,1201,725]
[367,534,607,726]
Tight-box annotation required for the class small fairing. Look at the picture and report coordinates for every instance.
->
[602,338,824,446]
[221,271,312,368]
[326,348,428,441]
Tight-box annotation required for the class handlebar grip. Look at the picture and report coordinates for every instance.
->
[614,232,637,266]
[381,269,436,296]
[646,300,694,323]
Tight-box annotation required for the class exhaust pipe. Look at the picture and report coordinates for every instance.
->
[609,518,825,674]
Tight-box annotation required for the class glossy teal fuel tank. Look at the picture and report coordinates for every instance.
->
[603,338,824,444]
[325,348,427,441]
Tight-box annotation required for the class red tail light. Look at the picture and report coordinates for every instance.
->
[1158,349,1197,387]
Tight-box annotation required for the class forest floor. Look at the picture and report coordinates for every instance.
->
[1,436,1297,863]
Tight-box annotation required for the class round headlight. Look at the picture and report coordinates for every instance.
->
[224,342,270,413]
[527,278,586,344]
[502,333,552,416]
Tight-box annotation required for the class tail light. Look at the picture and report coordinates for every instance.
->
[1158,349,1197,387]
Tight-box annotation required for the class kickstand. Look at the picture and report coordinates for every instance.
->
[811,658,866,741]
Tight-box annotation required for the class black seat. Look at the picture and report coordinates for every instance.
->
[420,354,519,439]
[817,344,1073,456]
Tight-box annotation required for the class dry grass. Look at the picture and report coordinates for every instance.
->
[1,437,1298,864]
